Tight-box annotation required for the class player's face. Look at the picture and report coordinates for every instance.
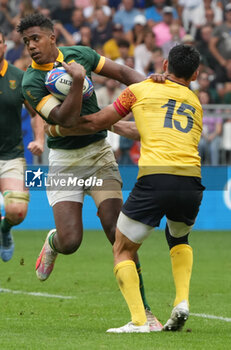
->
[0,33,7,63]
[22,27,57,65]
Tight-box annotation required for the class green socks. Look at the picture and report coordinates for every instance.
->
[136,261,151,310]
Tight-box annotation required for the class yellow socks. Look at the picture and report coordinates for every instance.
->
[114,260,147,326]
[170,244,193,307]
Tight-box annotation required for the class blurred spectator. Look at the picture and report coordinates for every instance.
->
[91,7,113,48]
[0,0,15,36]
[186,0,223,37]
[115,39,131,65]
[74,0,91,9]
[134,27,156,75]
[53,21,76,46]
[95,78,122,157]
[38,0,58,12]
[145,0,178,28]
[124,55,134,68]
[95,77,122,108]
[64,8,87,43]
[178,0,203,33]
[194,71,220,103]
[113,0,142,33]
[118,136,135,164]
[83,0,111,25]
[209,3,231,82]
[51,0,74,26]
[145,46,164,75]
[103,23,134,60]
[10,0,35,28]
[14,46,32,70]
[5,28,24,63]
[162,22,182,58]
[108,0,121,12]
[128,14,147,46]
[191,0,222,27]
[196,24,219,72]
[78,24,93,46]
[181,34,195,45]
[198,91,222,165]
[21,107,34,164]
[152,6,185,47]
[216,60,231,101]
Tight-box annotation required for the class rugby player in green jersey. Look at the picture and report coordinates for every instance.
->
[16,13,162,331]
[0,30,44,262]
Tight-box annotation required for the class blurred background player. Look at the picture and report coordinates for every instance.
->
[0,29,44,262]
[17,13,162,331]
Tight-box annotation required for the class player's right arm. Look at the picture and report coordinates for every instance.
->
[23,62,86,128]
[45,119,140,140]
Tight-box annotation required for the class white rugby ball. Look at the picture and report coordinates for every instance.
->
[45,66,94,101]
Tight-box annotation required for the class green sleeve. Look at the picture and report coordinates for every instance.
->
[22,70,49,110]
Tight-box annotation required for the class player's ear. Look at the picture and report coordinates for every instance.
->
[163,59,168,72]
[191,69,199,82]
[50,33,56,44]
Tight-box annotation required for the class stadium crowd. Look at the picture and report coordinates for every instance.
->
[1,0,231,165]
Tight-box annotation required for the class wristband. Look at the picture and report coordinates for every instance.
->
[48,125,55,137]
[55,125,63,137]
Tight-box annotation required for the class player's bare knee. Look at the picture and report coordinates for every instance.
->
[3,191,29,225]
[59,233,82,254]
[5,205,28,225]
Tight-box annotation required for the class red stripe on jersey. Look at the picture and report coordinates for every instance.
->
[113,87,137,117]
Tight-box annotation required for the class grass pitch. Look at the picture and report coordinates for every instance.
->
[0,229,231,350]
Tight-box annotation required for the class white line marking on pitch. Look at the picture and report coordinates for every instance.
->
[1,289,231,322]
[191,313,231,322]
[0,288,76,299]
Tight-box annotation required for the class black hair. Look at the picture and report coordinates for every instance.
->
[117,39,130,48]
[16,13,54,34]
[168,44,200,80]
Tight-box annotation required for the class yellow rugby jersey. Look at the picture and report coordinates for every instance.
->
[113,79,203,178]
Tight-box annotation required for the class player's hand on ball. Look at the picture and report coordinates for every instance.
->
[62,61,86,81]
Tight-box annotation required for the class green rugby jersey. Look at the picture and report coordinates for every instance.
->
[0,60,25,160]
[22,46,107,150]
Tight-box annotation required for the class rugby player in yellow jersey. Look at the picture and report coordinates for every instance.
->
[48,44,205,333]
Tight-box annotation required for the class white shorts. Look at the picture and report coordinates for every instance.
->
[47,139,122,207]
[0,158,26,181]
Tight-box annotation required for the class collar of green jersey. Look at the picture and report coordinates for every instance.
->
[0,59,8,76]
[31,49,64,71]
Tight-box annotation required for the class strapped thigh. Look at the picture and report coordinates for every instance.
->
[3,190,30,206]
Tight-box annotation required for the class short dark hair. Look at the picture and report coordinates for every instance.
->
[0,29,5,42]
[168,44,200,80]
[16,13,54,34]
[117,39,130,48]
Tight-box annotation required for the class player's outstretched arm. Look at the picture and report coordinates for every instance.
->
[110,121,140,141]
[99,58,145,85]
[45,104,123,137]
[48,62,86,128]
